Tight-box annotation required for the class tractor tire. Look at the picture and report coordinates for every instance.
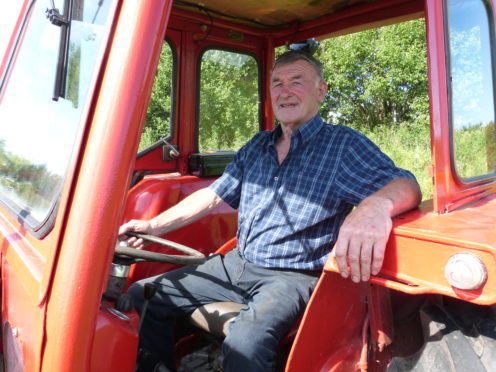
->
[388,299,496,372]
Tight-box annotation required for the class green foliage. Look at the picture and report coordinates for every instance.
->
[139,43,174,152]
[198,50,259,151]
[140,19,494,201]
[453,123,492,178]
[305,19,433,199]
[317,19,429,131]
[67,43,81,108]
[360,123,433,199]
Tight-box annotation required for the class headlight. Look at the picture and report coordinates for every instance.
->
[444,253,487,290]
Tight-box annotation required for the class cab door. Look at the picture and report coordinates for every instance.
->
[0,1,173,371]
[426,0,496,213]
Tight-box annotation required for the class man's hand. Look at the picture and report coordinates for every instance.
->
[118,219,155,249]
[333,178,421,283]
[117,187,223,250]
[334,197,392,282]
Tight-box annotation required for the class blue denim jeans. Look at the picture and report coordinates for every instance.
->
[129,248,320,372]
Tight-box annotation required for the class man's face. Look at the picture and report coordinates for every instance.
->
[270,59,327,128]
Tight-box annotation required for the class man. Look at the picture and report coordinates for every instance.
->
[120,50,421,371]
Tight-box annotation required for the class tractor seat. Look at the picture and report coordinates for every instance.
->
[189,302,244,338]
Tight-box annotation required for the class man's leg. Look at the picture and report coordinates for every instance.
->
[129,251,247,371]
[222,262,320,372]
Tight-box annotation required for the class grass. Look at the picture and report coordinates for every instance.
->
[361,122,491,201]
[360,122,433,200]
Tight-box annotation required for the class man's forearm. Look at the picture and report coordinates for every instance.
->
[149,187,223,235]
[357,177,422,217]
[334,177,421,282]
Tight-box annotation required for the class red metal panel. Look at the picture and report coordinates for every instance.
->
[263,37,275,131]
[41,1,173,370]
[327,196,496,305]
[286,271,368,371]
[90,304,140,372]
[273,0,424,46]
[0,1,118,370]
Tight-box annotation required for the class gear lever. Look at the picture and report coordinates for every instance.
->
[138,282,158,334]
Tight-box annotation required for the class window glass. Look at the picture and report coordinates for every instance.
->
[0,2,25,60]
[138,41,175,152]
[199,49,259,151]
[447,0,496,178]
[0,0,116,227]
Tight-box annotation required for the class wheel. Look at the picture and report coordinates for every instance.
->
[388,298,496,371]
[115,232,206,265]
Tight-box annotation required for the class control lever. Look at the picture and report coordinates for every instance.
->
[161,138,179,161]
[138,283,158,334]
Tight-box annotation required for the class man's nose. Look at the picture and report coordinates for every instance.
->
[280,84,292,97]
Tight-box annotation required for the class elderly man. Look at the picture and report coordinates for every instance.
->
[120,50,421,372]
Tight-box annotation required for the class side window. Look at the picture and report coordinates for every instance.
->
[0,2,24,60]
[138,40,175,152]
[198,49,260,151]
[0,0,116,231]
[447,0,496,179]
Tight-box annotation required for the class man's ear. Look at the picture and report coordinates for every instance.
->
[318,80,328,102]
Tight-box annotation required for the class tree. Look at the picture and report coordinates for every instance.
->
[139,42,174,151]
[198,49,259,151]
[317,19,428,131]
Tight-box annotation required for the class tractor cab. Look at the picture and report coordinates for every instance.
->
[1,0,496,371]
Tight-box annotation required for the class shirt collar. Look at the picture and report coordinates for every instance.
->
[269,113,325,147]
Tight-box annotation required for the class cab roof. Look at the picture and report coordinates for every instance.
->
[173,0,380,29]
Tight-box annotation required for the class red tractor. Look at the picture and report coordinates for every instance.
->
[0,0,495,371]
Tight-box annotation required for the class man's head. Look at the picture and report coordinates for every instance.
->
[270,51,327,129]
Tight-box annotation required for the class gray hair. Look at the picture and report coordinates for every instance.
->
[272,50,324,81]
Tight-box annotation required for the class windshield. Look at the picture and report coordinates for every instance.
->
[0,0,116,231]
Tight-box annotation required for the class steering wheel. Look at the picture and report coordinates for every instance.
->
[115,232,206,265]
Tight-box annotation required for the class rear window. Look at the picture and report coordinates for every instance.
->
[198,49,260,151]
[0,0,116,232]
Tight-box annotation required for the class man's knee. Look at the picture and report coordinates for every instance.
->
[223,321,279,365]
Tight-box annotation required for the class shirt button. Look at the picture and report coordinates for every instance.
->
[274,176,279,181]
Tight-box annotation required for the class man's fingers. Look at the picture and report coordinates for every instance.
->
[129,237,145,249]
[360,240,373,281]
[347,237,361,283]
[333,236,350,278]
[118,222,132,236]
[371,237,387,276]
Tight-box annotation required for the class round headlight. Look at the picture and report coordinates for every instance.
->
[444,253,487,290]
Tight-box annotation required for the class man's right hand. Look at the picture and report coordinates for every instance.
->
[118,219,155,249]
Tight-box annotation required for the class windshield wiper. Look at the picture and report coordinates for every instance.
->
[46,0,72,101]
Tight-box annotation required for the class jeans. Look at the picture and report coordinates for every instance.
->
[129,248,320,372]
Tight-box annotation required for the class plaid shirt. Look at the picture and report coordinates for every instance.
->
[210,114,416,270]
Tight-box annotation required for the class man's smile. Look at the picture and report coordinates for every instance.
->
[279,103,298,108]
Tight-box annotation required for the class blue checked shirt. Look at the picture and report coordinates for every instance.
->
[209,114,416,270]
